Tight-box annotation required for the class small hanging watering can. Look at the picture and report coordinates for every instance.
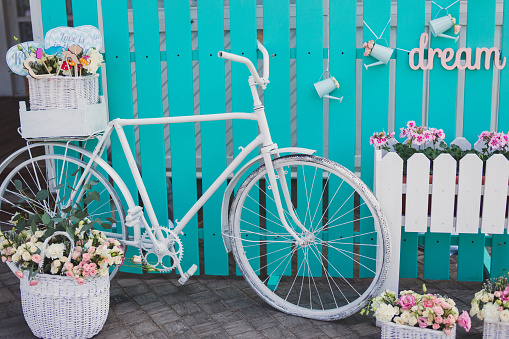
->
[364,41,394,70]
[314,75,343,102]
[429,15,459,42]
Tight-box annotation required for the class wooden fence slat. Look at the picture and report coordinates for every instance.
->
[296,0,323,277]
[40,0,67,35]
[165,0,199,273]
[131,0,169,231]
[375,152,403,293]
[360,0,391,278]
[498,0,509,130]
[264,0,292,277]
[230,0,259,276]
[394,0,425,129]
[197,0,228,275]
[491,231,509,279]
[328,0,356,278]
[481,155,509,234]
[400,228,419,278]
[456,154,483,234]
[430,154,456,233]
[101,0,140,274]
[427,1,459,143]
[404,153,430,233]
[463,0,496,141]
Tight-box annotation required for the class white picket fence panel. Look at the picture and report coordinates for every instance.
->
[374,140,509,292]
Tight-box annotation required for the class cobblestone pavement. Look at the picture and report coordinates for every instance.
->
[0,262,486,339]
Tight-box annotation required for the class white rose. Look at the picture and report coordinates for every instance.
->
[98,268,108,277]
[50,265,60,274]
[85,239,93,248]
[394,317,404,325]
[478,310,484,321]
[29,246,37,253]
[91,230,99,236]
[411,306,418,312]
[12,253,20,262]
[482,294,490,303]
[376,304,396,323]
[30,236,38,243]
[35,231,44,238]
[500,310,509,322]
[400,311,411,323]
[408,316,418,326]
[132,255,142,264]
[45,243,66,259]
[470,302,480,316]
[483,302,500,322]
[59,256,67,263]
[489,294,495,302]
[22,252,31,261]
[52,260,61,267]
[423,310,429,318]
[114,256,122,265]
[84,48,103,74]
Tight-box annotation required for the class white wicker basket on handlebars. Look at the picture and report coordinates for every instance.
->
[17,231,109,339]
[27,74,99,110]
[381,322,456,339]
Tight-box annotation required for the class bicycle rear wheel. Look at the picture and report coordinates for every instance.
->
[0,154,127,278]
[229,155,390,320]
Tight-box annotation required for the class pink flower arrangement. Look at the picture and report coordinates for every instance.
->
[478,131,509,153]
[369,131,395,149]
[449,15,461,35]
[470,273,509,323]
[363,40,375,56]
[361,286,471,334]
[372,121,446,151]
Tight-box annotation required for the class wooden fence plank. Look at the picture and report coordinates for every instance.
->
[498,0,509,130]
[197,0,228,275]
[360,0,390,278]
[375,152,403,292]
[427,1,459,143]
[264,0,292,277]
[165,0,199,273]
[456,154,483,234]
[491,230,509,279]
[40,0,67,35]
[400,229,419,278]
[230,0,259,276]
[481,155,509,234]
[394,0,425,129]
[430,154,456,233]
[296,0,323,277]
[131,0,169,232]
[328,0,356,278]
[101,0,140,273]
[404,153,430,233]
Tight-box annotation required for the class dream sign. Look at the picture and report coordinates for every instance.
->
[5,41,45,75]
[45,25,102,51]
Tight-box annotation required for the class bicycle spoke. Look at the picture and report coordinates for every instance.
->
[325,215,374,231]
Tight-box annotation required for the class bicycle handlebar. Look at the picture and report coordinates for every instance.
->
[218,40,269,89]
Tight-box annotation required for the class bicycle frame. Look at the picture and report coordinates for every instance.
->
[68,75,309,262]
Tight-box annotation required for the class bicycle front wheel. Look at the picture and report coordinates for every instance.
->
[0,154,127,278]
[229,155,390,320]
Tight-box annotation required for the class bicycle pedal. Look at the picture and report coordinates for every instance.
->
[178,264,198,285]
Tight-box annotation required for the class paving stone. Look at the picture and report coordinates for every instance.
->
[161,320,191,336]
[246,315,280,331]
[151,282,179,296]
[223,319,255,336]
[224,297,257,310]
[232,330,264,339]
[133,291,160,305]
[260,325,298,338]
[171,300,204,316]
[0,315,31,337]
[289,324,328,339]
[112,300,142,315]
[0,286,17,303]
[116,277,143,287]
[180,281,209,295]
[170,330,201,339]
[124,282,151,297]
[94,323,134,339]
[110,292,132,307]
[129,319,161,336]
[150,309,181,325]
[189,290,221,303]
[182,313,213,327]
[162,291,192,304]
[143,331,169,339]
[199,300,230,315]
[214,286,245,300]
[120,309,151,325]
[191,321,225,336]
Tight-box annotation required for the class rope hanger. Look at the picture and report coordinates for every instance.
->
[431,0,460,19]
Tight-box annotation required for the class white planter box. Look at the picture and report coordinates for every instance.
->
[19,96,108,139]
[381,322,456,339]
[483,321,509,338]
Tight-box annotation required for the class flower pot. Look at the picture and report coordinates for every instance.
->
[483,321,509,339]
[381,322,456,339]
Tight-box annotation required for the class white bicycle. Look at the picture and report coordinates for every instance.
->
[0,41,390,321]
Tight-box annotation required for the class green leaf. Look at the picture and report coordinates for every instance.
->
[71,168,81,177]
[41,213,51,225]
[106,217,117,224]
[66,226,75,241]
[16,218,26,231]
[70,216,80,223]
[80,221,95,234]
[83,184,92,191]
[13,179,22,191]
[62,206,72,214]
[17,197,27,203]
[31,220,37,234]
[12,213,21,221]
[90,180,99,186]
[52,217,63,223]
[74,211,89,219]
[35,190,49,201]
[100,222,112,229]
[54,183,65,190]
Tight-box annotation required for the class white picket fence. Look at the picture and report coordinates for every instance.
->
[374,137,509,292]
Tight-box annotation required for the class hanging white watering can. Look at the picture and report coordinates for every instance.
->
[364,43,394,70]
[314,76,343,102]
[429,15,459,42]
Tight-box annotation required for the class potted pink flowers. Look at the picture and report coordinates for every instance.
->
[363,40,375,56]
[361,286,471,338]
[470,274,509,338]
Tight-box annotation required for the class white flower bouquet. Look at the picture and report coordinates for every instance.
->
[361,286,471,337]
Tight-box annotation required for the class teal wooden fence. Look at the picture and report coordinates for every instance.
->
[36,0,509,279]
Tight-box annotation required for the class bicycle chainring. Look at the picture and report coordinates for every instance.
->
[139,228,183,273]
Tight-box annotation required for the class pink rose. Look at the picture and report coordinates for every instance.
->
[495,291,501,298]
[367,41,374,49]
[397,294,416,310]
[432,324,440,330]
[458,311,471,332]
[90,263,97,270]
[90,269,97,276]
[7,256,11,262]
[454,25,461,34]
[1,257,6,263]
[104,242,110,247]
[109,238,115,243]
[29,280,38,286]
[440,301,451,309]
[71,251,80,260]
[77,278,85,285]
[83,264,90,271]
[499,306,504,311]
[83,270,90,277]
[445,329,451,336]
[423,297,434,308]
[88,247,95,254]
[83,253,91,262]
[364,50,370,57]
[433,306,444,316]
[31,254,41,263]
[63,262,73,271]
[75,246,82,252]
[15,270,23,279]
[66,270,74,278]
[418,316,428,328]
[435,316,443,324]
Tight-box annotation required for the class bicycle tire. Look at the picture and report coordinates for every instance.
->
[229,154,390,320]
